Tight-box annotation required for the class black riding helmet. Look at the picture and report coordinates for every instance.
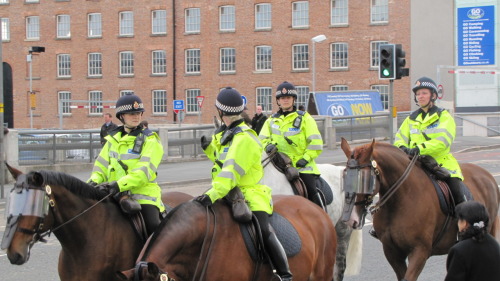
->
[215,87,245,116]
[276,81,297,99]
[412,77,439,104]
[115,93,145,120]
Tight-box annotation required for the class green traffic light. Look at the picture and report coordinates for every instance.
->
[382,69,391,77]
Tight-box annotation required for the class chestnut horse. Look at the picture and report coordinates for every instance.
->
[118,195,337,281]
[1,164,192,281]
[340,139,500,281]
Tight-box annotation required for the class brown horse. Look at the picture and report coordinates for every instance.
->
[1,164,192,281]
[118,195,337,281]
[340,139,500,281]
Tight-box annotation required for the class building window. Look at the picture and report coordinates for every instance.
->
[119,11,134,36]
[120,90,134,97]
[296,86,309,109]
[88,53,102,77]
[256,87,273,112]
[371,84,389,110]
[371,0,388,23]
[255,3,272,30]
[292,44,309,70]
[0,0,10,4]
[57,54,71,78]
[152,90,167,114]
[185,49,201,74]
[1,18,9,41]
[88,13,102,37]
[219,5,235,31]
[331,85,348,91]
[120,52,134,76]
[152,50,166,75]
[56,15,71,38]
[152,10,166,34]
[330,42,348,69]
[371,40,388,68]
[186,89,201,113]
[292,1,309,28]
[26,16,40,40]
[220,48,236,73]
[255,46,272,71]
[331,0,348,25]
[58,91,71,115]
[185,8,200,33]
[89,91,103,114]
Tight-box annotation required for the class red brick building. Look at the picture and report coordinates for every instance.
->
[0,0,410,129]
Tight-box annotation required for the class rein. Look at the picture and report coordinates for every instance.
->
[191,205,217,281]
[369,154,419,214]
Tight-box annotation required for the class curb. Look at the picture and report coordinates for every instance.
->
[454,144,500,154]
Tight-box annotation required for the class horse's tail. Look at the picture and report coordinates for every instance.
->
[344,229,362,276]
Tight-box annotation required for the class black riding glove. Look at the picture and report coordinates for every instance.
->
[88,180,98,187]
[296,158,308,168]
[265,143,277,154]
[408,147,420,156]
[194,194,212,206]
[200,135,212,150]
[97,181,120,195]
[399,146,410,154]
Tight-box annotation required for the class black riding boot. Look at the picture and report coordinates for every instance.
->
[447,177,467,206]
[265,232,293,281]
[310,192,327,212]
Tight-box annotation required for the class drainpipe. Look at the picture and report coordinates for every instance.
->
[172,0,177,123]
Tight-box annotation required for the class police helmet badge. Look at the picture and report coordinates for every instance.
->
[133,101,139,109]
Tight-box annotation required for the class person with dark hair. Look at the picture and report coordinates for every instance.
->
[250,105,268,135]
[444,201,500,281]
[100,113,118,146]
[196,87,293,281]
[140,120,148,129]
[88,94,165,237]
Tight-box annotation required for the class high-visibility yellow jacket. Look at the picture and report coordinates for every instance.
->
[202,121,273,214]
[394,106,463,180]
[259,110,323,175]
[88,127,165,212]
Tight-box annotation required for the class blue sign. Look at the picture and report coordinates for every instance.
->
[241,95,247,105]
[458,6,495,66]
[312,91,384,117]
[173,100,185,111]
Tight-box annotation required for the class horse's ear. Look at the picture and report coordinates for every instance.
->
[5,161,23,180]
[31,172,45,186]
[340,137,351,159]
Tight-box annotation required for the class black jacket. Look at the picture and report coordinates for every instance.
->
[251,113,268,135]
[100,121,119,145]
[445,234,500,281]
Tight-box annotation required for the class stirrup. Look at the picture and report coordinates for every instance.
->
[369,228,379,239]
[277,274,293,281]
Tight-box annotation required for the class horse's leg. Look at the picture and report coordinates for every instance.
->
[333,221,352,281]
[382,244,407,281]
[403,248,431,281]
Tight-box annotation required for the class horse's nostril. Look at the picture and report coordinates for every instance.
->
[8,252,25,265]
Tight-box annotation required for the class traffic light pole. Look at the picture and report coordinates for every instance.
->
[389,79,395,144]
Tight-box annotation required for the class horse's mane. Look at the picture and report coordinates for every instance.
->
[32,170,106,201]
[372,142,412,163]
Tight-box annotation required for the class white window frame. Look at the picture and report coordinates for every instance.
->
[256,87,273,113]
[119,52,134,76]
[89,91,103,114]
[88,13,102,37]
[119,11,134,36]
[26,16,40,40]
[292,1,309,28]
[255,46,272,71]
[292,44,309,70]
[152,90,167,114]
[152,50,167,75]
[152,10,167,35]
[56,15,71,38]
[296,86,309,110]
[26,0,39,3]
[220,47,236,73]
[331,0,348,25]
[57,54,71,78]
[120,90,134,97]
[330,42,348,69]
[371,84,389,110]
[371,0,388,23]
[185,8,201,33]
[186,89,201,113]
[371,40,388,68]
[255,3,272,30]
[1,18,10,41]
[219,5,235,31]
[331,85,349,91]
[185,49,201,74]
[88,53,102,77]
[0,0,10,4]
[58,91,71,115]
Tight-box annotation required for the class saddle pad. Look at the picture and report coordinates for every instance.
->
[239,212,302,261]
[317,176,333,205]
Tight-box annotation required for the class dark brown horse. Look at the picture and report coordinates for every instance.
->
[340,139,500,281]
[1,164,192,281]
[118,195,337,281]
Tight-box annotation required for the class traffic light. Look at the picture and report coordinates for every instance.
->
[379,44,395,80]
[395,44,409,79]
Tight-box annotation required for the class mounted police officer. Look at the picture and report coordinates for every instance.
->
[88,93,165,237]
[196,87,293,281]
[259,81,325,210]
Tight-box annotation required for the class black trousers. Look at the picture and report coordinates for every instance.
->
[300,173,318,199]
[140,204,162,236]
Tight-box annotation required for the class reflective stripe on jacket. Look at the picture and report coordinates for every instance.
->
[394,106,463,180]
[259,110,323,174]
[89,127,165,212]
[203,122,273,214]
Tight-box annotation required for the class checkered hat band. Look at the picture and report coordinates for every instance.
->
[276,89,298,96]
[116,103,144,113]
[216,100,244,113]
[417,82,437,92]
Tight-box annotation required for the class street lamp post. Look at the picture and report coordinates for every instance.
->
[27,46,45,129]
[311,34,327,95]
